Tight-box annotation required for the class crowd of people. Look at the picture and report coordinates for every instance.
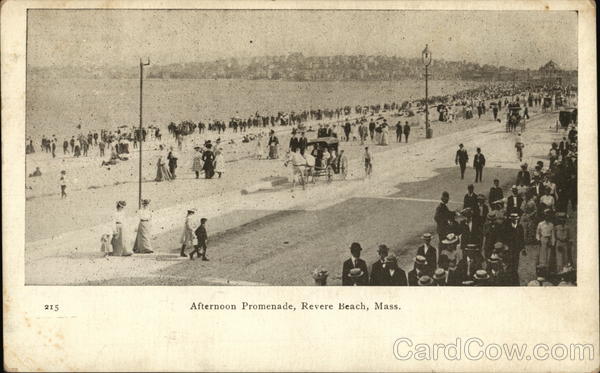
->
[316,119,577,287]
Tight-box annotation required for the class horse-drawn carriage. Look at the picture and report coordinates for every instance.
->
[305,137,340,182]
[506,103,523,132]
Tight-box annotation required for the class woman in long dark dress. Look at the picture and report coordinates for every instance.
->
[202,144,215,179]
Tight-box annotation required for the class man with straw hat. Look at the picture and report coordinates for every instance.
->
[457,244,484,284]
[408,255,429,286]
[432,268,447,286]
[416,233,437,274]
[342,242,369,286]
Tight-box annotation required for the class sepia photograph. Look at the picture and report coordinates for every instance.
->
[24,8,580,286]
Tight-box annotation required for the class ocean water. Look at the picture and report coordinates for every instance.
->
[26,78,480,140]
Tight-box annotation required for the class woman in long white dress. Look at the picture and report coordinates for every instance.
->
[111,201,132,256]
[214,149,225,178]
[133,199,154,254]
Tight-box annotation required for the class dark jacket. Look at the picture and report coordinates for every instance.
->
[516,170,531,186]
[380,268,408,286]
[506,195,523,215]
[473,153,486,168]
[459,219,483,246]
[407,269,429,286]
[370,260,386,286]
[416,244,437,273]
[455,149,469,164]
[342,258,369,286]
[456,254,485,283]
[403,124,411,135]
[463,193,479,212]
[489,186,504,204]
[194,225,208,243]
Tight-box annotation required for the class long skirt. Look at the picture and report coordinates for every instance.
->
[269,145,278,159]
[380,132,389,145]
[111,223,132,256]
[156,165,172,181]
[133,220,153,253]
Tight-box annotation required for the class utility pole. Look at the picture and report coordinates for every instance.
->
[422,44,432,138]
[139,57,150,209]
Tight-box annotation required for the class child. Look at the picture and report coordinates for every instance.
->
[190,218,209,261]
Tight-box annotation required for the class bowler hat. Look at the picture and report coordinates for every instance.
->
[350,242,362,252]
[377,244,389,254]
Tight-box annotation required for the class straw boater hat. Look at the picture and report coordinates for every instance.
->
[509,213,520,220]
[348,268,364,278]
[312,268,329,281]
[418,275,434,286]
[488,253,502,264]
[474,269,490,281]
[116,200,126,208]
[433,268,447,281]
[187,208,197,214]
[465,243,479,251]
[493,242,505,252]
[442,233,459,245]
[462,280,475,286]
[421,233,432,240]
[414,255,428,266]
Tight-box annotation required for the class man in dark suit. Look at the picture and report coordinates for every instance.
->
[368,120,376,141]
[416,233,437,274]
[489,179,504,204]
[516,163,531,186]
[298,132,308,155]
[370,245,389,286]
[501,213,526,279]
[456,244,485,284]
[506,186,523,216]
[380,254,407,286]
[408,255,430,286]
[343,121,352,142]
[455,143,469,179]
[474,194,489,226]
[434,191,454,240]
[459,209,483,247]
[342,242,369,286]
[473,147,486,183]
[289,133,300,152]
[463,184,478,212]
[403,121,411,143]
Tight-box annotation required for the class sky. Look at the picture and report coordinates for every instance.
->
[27,10,578,70]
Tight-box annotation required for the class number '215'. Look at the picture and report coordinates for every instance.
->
[44,304,59,311]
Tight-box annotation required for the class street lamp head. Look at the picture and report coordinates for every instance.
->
[422,44,432,67]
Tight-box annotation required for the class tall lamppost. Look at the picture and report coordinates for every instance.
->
[138,57,150,209]
[422,44,432,139]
